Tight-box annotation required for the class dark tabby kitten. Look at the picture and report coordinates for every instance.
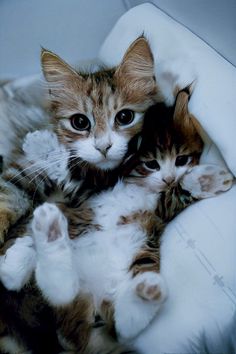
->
[0,36,158,245]
[0,89,232,354]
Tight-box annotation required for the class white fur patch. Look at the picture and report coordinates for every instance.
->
[0,336,28,354]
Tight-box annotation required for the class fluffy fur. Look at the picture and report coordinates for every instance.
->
[0,89,233,353]
[0,36,158,246]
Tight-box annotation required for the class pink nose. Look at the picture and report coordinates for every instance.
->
[95,144,112,157]
[162,177,175,185]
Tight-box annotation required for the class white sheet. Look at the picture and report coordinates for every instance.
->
[98,4,236,353]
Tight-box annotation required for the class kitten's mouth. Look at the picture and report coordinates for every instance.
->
[93,158,121,170]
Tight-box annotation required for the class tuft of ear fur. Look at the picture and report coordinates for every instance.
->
[41,49,79,83]
[115,36,156,94]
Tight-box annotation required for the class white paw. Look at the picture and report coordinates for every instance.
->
[134,272,167,304]
[0,236,36,291]
[115,272,167,340]
[181,164,234,199]
[32,203,68,246]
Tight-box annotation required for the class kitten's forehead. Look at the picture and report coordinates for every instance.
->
[140,101,203,159]
[81,70,154,114]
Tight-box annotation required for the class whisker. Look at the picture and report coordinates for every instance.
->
[31,173,49,205]
[8,156,68,186]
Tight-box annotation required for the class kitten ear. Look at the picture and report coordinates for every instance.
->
[174,83,204,139]
[41,49,81,83]
[115,36,156,93]
[173,84,194,131]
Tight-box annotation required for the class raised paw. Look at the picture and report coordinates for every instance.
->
[32,203,68,245]
[115,272,168,340]
[135,272,167,304]
[181,164,234,199]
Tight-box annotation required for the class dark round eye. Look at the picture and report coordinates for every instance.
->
[115,109,135,126]
[70,114,90,131]
[175,155,190,166]
[144,160,160,170]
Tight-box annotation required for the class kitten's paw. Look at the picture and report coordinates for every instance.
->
[135,272,167,304]
[32,202,68,246]
[181,164,234,199]
[0,236,36,291]
[23,130,69,183]
[115,272,167,340]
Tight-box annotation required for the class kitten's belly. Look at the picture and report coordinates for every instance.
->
[73,183,157,306]
[73,224,146,306]
[91,182,157,229]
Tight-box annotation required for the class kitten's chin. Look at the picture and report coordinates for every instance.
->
[93,159,121,170]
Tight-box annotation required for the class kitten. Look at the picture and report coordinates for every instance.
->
[0,36,158,245]
[0,89,232,354]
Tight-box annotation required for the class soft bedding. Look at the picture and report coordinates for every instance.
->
[98,3,236,353]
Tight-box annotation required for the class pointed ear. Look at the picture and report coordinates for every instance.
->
[115,37,155,93]
[173,84,195,131]
[41,49,80,83]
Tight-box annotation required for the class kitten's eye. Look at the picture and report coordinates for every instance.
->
[144,160,160,170]
[115,109,135,126]
[70,114,91,131]
[175,155,190,166]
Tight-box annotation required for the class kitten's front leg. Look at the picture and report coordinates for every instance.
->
[114,270,167,340]
[181,164,234,199]
[32,202,80,306]
[0,236,36,291]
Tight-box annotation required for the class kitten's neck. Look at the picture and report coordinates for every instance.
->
[69,157,121,189]
[123,176,163,196]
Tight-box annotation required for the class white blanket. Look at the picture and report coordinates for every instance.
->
[99,4,236,353]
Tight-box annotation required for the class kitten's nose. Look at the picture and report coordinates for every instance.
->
[95,143,112,157]
[162,176,175,185]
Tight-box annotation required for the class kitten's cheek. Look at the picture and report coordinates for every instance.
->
[176,167,189,181]
[109,139,128,159]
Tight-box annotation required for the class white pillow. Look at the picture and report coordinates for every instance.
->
[99,4,236,353]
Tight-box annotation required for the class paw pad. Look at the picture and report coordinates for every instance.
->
[135,272,167,303]
[32,203,68,244]
[136,281,162,301]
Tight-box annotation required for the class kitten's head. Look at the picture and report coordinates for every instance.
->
[129,87,204,191]
[41,37,157,171]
